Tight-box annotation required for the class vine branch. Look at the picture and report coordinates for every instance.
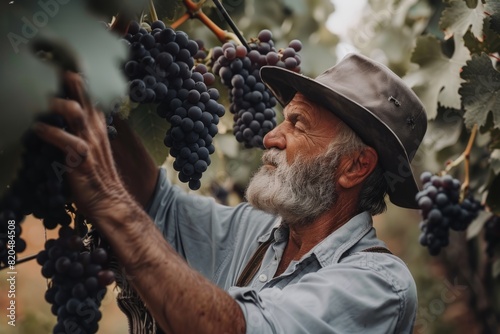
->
[172,0,240,43]
[148,0,159,22]
[212,0,250,49]
[444,124,478,200]
[171,12,191,30]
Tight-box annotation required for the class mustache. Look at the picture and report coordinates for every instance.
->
[261,149,286,167]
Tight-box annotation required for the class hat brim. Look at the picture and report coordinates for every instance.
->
[260,66,420,209]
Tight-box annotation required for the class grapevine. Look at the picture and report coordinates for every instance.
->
[36,226,114,334]
[211,30,303,148]
[0,111,114,334]
[0,3,306,331]
[0,114,71,268]
[416,124,484,255]
[121,20,225,190]
[416,172,482,255]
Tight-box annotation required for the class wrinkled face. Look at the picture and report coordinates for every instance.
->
[245,93,347,226]
[262,93,346,164]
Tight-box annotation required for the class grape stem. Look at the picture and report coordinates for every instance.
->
[171,12,191,29]
[148,0,159,22]
[211,0,250,50]
[0,254,38,271]
[489,53,500,62]
[444,124,478,200]
[173,0,240,44]
[110,14,132,36]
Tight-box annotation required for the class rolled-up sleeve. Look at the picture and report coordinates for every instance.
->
[228,258,416,334]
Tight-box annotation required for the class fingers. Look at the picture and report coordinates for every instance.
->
[63,71,94,114]
[54,72,101,134]
[50,98,86,134]
[33,122,89,160]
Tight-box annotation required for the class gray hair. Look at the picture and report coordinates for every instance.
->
[332,122,388,216]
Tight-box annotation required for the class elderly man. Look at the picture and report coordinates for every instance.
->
[35,53,427,333]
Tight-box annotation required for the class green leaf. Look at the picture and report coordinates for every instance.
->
[491,149,500,174]
[0,3,59,150]
[486,0,500,35]
[0,1,128,150]
[404,34,470,119]
[467,210,493,239]
[127,105,171,165]
[424,107,464,151]
[86,0,148,18]
[39,2,128,111]
[460,53,500,130]
[282,0,308,13]
[486,173,500,214]
[464,16,500,54]
[157,0,185,22]
[440,0,486,39]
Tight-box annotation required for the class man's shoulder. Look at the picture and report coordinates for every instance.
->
[336,250,417,296]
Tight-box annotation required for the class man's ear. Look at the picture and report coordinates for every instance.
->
[337,147,378,189]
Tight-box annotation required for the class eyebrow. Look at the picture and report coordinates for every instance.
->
[285,111,311,128]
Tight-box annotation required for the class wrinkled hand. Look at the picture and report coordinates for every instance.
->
[34,72,133,220]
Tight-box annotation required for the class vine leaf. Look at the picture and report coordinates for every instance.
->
[404,34,470,119]
[439,0,486,39]
[0,1,127,151]
[467,210,493,240]
[423,107,463,151]
[0,3,59,151]
[156,0,185,22]
[127,105,171,165]
[486,0,500,35]
[282,0,308,13]
[86,0,147,17]
[464,16,500,55]
[460,53,500,130]
[491,149,500,174]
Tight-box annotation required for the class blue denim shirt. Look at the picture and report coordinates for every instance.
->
[147,168,417,333]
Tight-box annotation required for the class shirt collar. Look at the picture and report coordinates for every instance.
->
[272,211,373,266]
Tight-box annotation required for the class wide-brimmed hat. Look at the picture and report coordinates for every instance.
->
[260,53,427,209]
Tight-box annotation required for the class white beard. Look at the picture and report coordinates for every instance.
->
[245,146,341,226]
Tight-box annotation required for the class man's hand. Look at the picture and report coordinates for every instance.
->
[34,71,134,220]
[34,72,247,334]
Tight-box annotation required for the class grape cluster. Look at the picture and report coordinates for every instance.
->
[0,115,72,267]
[122,21,224,190]
[416,172,482,255]
[37,226,114,334]
[211,30,302,148]
[484,215,500,257]
[158,67,224,190]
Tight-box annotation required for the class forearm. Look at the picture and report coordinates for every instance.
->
[110,117,159,208]
[96,197,246,334]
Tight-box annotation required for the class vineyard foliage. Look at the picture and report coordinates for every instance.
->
[353,0,500,324]
[2,0,500,331]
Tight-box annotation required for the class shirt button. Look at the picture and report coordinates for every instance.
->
[258,274,268,282]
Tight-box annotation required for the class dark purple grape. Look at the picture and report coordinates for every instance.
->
[416,172,483,256]
[121,22,224,190]
[211,30,302,149]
